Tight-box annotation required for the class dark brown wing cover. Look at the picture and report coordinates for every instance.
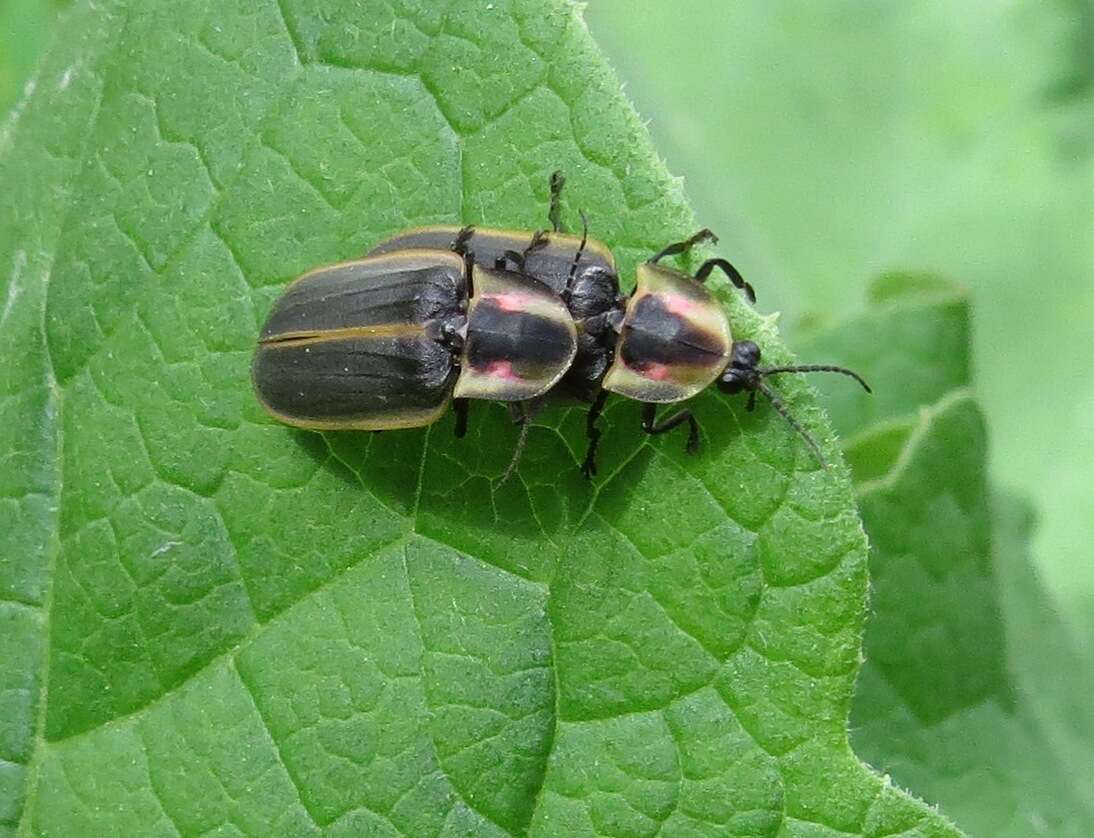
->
[368,225,615,299]
[253,251,463,429]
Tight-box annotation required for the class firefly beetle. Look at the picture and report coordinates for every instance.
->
[252,171,869,478]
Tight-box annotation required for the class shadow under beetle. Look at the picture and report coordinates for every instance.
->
[252,171,870,480]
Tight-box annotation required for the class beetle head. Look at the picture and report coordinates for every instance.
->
[714,340,872,467]
[717,340,762,394]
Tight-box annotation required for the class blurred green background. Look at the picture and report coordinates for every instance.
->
[582,1,1094,641]
[3,0,1089,668]
[0,0,63,114]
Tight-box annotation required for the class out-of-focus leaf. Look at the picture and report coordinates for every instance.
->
[0,0,66,115]
[802,278,1094,834]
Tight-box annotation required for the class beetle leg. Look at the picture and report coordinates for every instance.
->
[518,229,550,274]
[498,420,530,485]
[641,403,700,455]
[453,398,469,439]
[694,257,756,303]
[648,228,718,265]
[548,170,567,233]
[458,246,475,299]
[498,250,522,271]
[746,390,757,412]
[498,230,551,276]
[507,397,547,424]
[450,225,475,256]
[499,402,530,484]
[498,398,550,484]
[581,389,610,479]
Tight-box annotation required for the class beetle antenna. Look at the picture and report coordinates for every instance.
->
[759,364,872,393]
[498,419,532,486]
[758,382,828,468]
[648,228,718,264]
[563,209,589,301]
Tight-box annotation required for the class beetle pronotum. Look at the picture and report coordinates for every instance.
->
[253,172,869,479]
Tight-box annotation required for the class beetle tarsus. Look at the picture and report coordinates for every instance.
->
[694,257,756,303]
[518,229,550,273]
[497,230,550,275]
[451,225,475,255]
[648,228,718,265]
[641,403,701,455]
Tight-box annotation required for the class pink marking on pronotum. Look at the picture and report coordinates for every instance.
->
[485,293,534,312]
[485,360,519,380]
[661,293,699,318]
[637,362,671,381]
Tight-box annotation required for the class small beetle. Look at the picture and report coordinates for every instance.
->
[253,172,869,478]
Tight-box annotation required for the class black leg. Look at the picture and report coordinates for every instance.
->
[746,390,757,412]
[648,228,718,265]
[453,398,469,439]
[694,257,756,303]
[520,229,550,269]
[548,170,566,233]
[460,248,475,297]
[451,225,475,255]
[581,389,609,478]
[500,229,550,275]
[641,403,700,455]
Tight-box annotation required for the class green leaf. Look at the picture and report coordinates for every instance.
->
[2,1,959,835]
[800,279,1094,834]
[852,394,1094,834]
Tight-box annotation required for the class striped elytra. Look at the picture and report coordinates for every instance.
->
[252,251,465,430]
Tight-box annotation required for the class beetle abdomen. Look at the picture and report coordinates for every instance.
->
[603,263,732,403]
[253,251,464,429]
[454,267,578,402]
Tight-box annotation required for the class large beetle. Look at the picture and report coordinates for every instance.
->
[253,172,869,478]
